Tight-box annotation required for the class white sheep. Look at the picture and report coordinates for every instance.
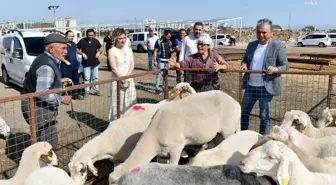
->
[122,82,196,117]
[190,130,262,167]
[254,125,336,158]
[68,83,196,185]
[252,129,336,174]
[0,116,11,137]
[280,110,336,138]
[0,142,57,185]
[109,90,241,183]
[24,166,76,185]
[316,107,336,128]
[239,140,336,185]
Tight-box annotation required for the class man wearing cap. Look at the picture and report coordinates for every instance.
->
[21,33,72,149]
[169,34,228,92]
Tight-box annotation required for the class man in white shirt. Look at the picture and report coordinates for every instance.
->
[240,18,289,135]
[146,30,159,71]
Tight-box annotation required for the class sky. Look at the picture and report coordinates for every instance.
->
[0,0,333,29]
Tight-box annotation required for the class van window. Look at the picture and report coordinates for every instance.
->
[312,35,326,39]
[329,34,336,38]
[133,34,138,41]
[138,34,145,41]
[13,37,23,57]
[23,37,45,56]
[2,37,12,54]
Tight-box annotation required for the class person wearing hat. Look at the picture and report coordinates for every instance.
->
[169,34,229,92]
[21,33,73,149]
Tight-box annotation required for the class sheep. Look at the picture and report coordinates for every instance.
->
[190,130,262,167]
[316,107,336,128]
[251,125,336,158]
[251,129,336,174]
[68,83,196,185]
[280,110,336,138]
[24,166,76,185]
[0,116,11,137]
[111,163,277,185]
[239,140,336,185]
[122,82,196,117]
[0,142,57,185]
[109,90,241,183]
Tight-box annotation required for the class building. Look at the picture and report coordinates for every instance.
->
[55,17,77,29]
[0,21,17,30]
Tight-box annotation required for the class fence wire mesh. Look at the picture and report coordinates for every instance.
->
[0,69,335,183]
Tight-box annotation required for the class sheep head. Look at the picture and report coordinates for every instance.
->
[280,110,310,134]
[316,107,333,128]
[168,82,196,100]
[240,140,294,185]
[26,142,57,167]
[68,158,98,185]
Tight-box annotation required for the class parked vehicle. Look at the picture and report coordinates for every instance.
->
[129,31,158,52]
[295,33,331,47]
[328,33,336,47]
[211,34,232,46]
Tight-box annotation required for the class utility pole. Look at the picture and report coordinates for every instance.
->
[48,5,59,27]
[288,15,291,30]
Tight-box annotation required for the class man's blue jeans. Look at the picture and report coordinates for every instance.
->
[155,61,169,90]
[148,50,154,70]
[241,85,273,135]
[84,65,99,93]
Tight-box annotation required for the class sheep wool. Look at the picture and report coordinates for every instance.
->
[109,90,241,183]
[24,166,76,185]
[191,130,262,167]
[111,163,277,185]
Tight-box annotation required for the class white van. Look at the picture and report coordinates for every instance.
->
[1,30,49,87]
[295,33,331,47]
[129,31,158,52]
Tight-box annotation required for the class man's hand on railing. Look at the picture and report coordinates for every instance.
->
[213,59,228,72]
[240,63,247,70]
[169,56,179,68]
[266,66,279,74]
[61,78,73,86]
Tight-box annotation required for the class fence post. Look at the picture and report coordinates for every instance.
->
[238,72,243,105]
[28,97,37,144]
[327,74,334,108]
[163,69,169,99]
[117,80,121,119]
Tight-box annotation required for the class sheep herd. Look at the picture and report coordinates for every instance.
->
[2,83,336,185]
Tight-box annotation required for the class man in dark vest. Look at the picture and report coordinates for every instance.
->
[21,33,72,149]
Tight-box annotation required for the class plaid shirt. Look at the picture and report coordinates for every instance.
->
[35,52,62,105]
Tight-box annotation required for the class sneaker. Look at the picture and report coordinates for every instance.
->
[83,92,89,99]
[92,91,102,96]
[155,89,162,95]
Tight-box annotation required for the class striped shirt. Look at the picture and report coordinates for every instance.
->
[35,52,62,105]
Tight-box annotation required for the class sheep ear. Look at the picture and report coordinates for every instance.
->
[276,156,290,185]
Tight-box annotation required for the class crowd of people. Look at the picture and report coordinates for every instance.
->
[18,18,288,149]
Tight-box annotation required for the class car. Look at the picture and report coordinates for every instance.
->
[211,34,232,46]
[295,33,331,47]
[328,33,336,47]
[1,30,49,87]
[129,31,158,52]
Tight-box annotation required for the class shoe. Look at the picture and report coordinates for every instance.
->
[155,89,162,95]
[92,91,102,96]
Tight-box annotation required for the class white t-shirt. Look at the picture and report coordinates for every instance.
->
[147,35,158,50]
[248,43,268,87]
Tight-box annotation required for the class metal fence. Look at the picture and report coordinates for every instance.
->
[0,69,335,183]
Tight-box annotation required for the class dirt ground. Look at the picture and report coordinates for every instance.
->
[1,43,336,181]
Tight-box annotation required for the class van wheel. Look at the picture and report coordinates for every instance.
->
[332,42,336,47]
[219,43,224,46]
[2,67,10,85]
[137,45,144,53]
[297,42,303,47]
[318,42,325,47]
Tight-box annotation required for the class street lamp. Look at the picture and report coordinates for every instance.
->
[48,5,59,27]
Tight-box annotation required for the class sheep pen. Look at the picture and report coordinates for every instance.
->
[1,55,336,183]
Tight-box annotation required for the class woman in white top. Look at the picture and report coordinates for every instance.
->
[108,28,137,121]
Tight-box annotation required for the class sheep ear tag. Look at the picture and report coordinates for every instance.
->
[283,178,288,185]
[301,129,306,134]
[91,167,98,176]
[40,154,52,164]
[169,92,176,98]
